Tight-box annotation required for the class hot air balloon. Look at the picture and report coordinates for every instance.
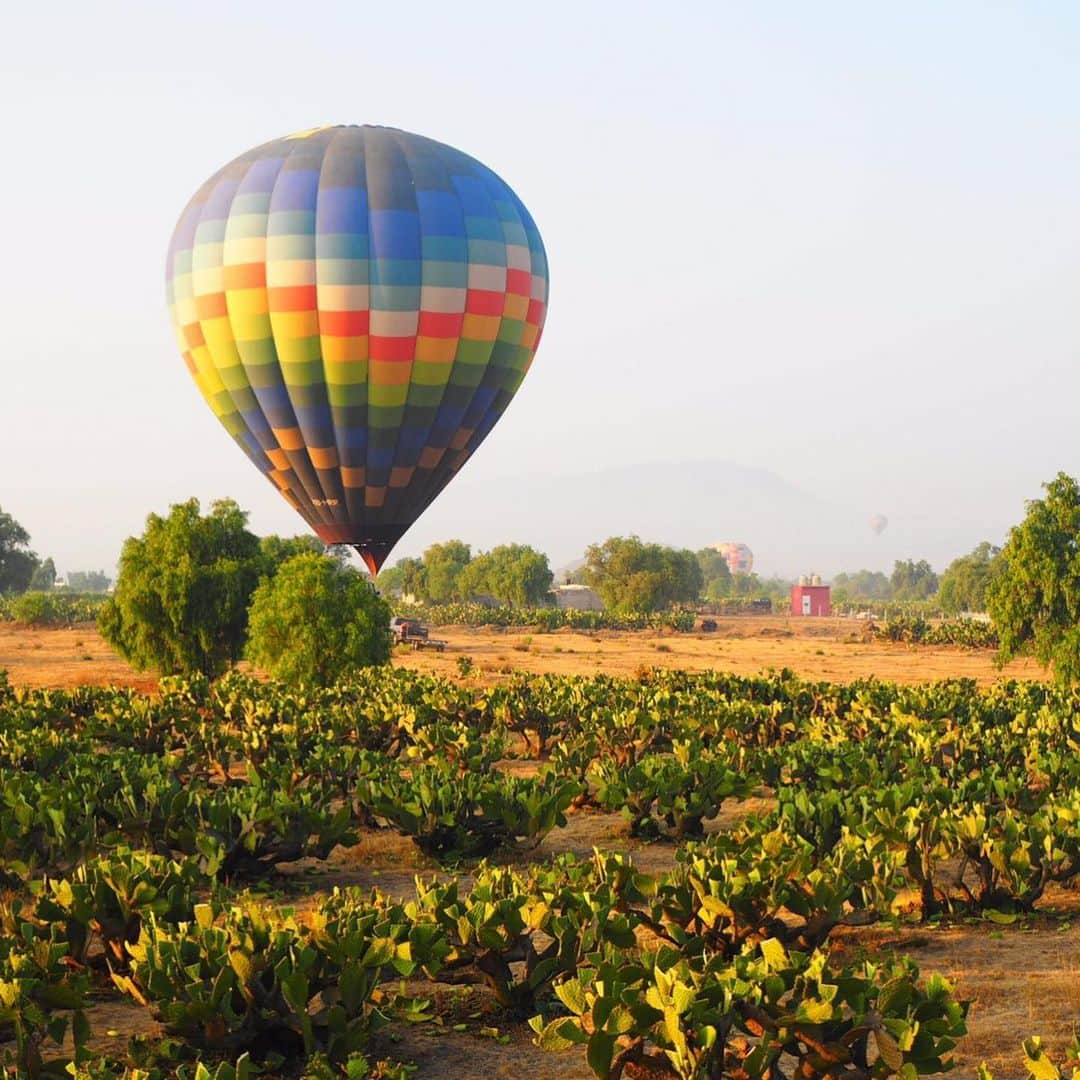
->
[166,125,548,574]
[711,542,753,575]
[869,514,888,536]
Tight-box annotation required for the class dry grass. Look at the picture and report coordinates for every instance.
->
[399,615,1040,687]
[0,623,157,691]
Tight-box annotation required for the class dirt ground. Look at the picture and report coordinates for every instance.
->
[0,615,1040,690]
[1,618,1065,1078]
[401,614,1043,687]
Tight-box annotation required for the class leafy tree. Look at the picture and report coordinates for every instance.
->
[258,534,350,575]
[66,570,111,592]
[375,561,406,596]
[890,559,939,601]
[28,557,57,591]
[938,542,1001,615]
[0,507,39,594]
[421,540,472,602]
[584,536,704,613]
[377,556,426,599]
[988,473,1080,684]
[458,544,553,606]
[98,498,263,677]
[246,553,391,685]
[259,534,325,575]
[563,561,589,585]
[696,548,733,601]
[832,570,892,601]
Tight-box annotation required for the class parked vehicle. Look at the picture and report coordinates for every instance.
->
[390,616,447,652]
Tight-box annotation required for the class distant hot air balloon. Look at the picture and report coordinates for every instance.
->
[711,542,754,575]
[869,514,888,536]
[166,125,549,574]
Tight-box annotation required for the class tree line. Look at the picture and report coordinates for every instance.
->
[833,543,1000,614]
[0,506,111,594]
[376,535,791,614]
[11,470,1080,685]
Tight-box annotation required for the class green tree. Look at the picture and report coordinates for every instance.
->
[66,570,111,592]
[258,534,326,576]
[377,556,426,599]
[246,553,391,685]
[890,559,939,601]
[696,548,733,601]
[28,557,57,591]
[98,498,263,677]
[584,536,704,613]
[458,544,553,606]
[988,473,1080,684]
[0,507,39,594]
[375,561,406,596]
[832,570,893,601]
[421,540,472,602]
[938,542,1001,615]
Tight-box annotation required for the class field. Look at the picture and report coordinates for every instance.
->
[0,615,1040,690]
[0,617,1075,1080]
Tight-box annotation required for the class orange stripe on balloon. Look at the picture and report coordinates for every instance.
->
[265,448,290,470]
[308,446,339,469]
[365,486,387,508]
[502,293,529,320]
[369,360,413,385]
[322,337,368,363]
[450,427,474,451]
[223,263,266,289]
[268,285,318,312]
[272,427,305,451]
[461,313,500,340]
[341,466,366,487]
[415,337,457,363]
[389,466,414,488]
[195,292,228,319]
[419,446,444,469]
[321,310,370,336]
[183,323,205,348]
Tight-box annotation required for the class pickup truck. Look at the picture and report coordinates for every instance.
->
[390,616,447,652]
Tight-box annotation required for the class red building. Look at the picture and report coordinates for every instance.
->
[791,578,830,616]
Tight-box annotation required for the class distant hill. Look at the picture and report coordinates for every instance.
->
[407,458,873,578]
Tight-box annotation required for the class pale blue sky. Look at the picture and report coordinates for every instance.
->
[3,2,1078,577]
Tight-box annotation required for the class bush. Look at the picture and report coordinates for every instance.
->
[0,593,108,626]
[246,554,391,686]
[99,499,263,677]
[11,591,62,626]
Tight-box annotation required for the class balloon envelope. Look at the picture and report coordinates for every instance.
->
[710,542,754,575]
[166,125,549,573]
[869,514,888,535]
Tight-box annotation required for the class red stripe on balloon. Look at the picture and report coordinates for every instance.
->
[418,311,465,337]
[505,268,531,295]
[466,289,505,316]
[369,336,415,361]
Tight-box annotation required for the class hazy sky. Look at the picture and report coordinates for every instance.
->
[3,2,1079,578]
